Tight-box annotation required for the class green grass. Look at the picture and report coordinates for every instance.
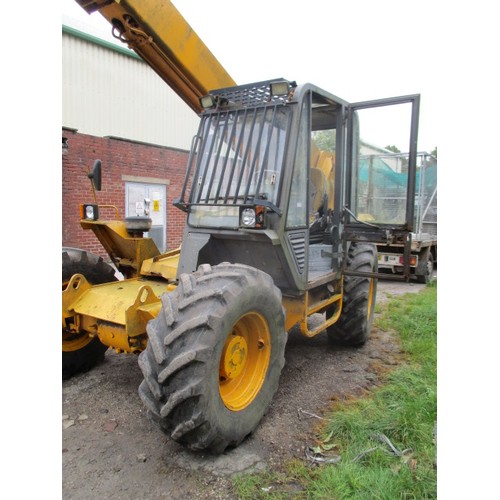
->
[233,281,437,499]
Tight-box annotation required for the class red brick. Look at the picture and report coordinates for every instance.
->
[62,129,190,259]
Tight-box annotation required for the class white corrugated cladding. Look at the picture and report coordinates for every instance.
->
[62,27,201,150]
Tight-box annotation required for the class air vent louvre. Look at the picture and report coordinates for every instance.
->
[288,231,306,273]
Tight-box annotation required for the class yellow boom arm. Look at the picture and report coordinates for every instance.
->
[75,0,236,113]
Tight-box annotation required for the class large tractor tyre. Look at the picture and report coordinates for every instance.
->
[327,243,378,347]
[62,247,117,380]
[138,262,287,454]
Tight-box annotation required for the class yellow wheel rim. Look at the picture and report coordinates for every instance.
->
[62,279,93,353]
[63,331,94,352]
[219,312,271,411]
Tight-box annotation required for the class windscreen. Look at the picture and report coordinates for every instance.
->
[189,105,290,208]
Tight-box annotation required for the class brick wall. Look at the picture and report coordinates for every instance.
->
[62,129,189,259]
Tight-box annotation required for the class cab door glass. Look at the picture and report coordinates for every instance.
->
[350,101,414,225]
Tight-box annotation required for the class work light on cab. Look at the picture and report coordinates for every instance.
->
[200,94,216,110]
[270,80,290,96]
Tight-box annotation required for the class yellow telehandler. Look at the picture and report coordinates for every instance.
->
[64,0,420,453]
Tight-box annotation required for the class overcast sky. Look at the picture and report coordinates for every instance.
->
[62,0,445,152]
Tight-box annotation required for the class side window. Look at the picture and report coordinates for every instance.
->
[286,98,310,227]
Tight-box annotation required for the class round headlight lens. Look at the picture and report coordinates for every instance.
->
[85,205,95,219]
[241,208,256,227]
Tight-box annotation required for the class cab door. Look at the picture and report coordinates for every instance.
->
[344,94,420,277]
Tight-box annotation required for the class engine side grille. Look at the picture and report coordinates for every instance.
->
[288,231,306,273]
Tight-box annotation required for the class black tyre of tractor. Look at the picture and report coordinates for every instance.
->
[62,247,117,380]
[138,262,287,454]
[327,243,378,347]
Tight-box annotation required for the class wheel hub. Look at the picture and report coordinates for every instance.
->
[218,312,271,411]
[220,335,248,381]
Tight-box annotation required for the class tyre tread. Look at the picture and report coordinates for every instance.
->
[327,243,377,346]
[138,263,286,453]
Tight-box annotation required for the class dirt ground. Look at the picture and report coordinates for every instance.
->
[62,278,429,499]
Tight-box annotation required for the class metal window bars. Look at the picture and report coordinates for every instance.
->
[175,104,290,214]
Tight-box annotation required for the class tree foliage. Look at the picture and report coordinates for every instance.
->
[312,130,336,152]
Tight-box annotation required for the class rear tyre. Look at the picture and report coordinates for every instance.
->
[62,247,116,379]
[416,250,434,284]
[327,243,377,346]
[138,262,287,454]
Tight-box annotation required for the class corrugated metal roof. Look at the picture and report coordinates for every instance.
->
[63,25,140,60]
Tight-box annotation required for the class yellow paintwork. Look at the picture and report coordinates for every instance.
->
[94,322,141,353]
[75,0,236,113]
[62,274,92,329]
[218,312,271,411]
[69,214,179,353]
[299,293,342,337]
[66,278,171,334]
[140,247,181,280]
[80,219,160,277]
[220,335,248,381]
[63,269,345,358]
[282,291,342,338]
[281,295,306,332]
[63,273,176,353]
[62,330,94,353]
[367,277,375,320]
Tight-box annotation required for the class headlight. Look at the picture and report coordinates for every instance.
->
[86,206,95,219]
[240,208,256,227]
[239,206,267,229]
[81,204,99,221]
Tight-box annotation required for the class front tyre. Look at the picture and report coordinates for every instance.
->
[327,243,377,346]
[62,248,116,379]
[138,263,287,454]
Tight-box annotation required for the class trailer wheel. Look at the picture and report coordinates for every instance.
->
[416,250,434,284]
[62,248,117,379]
[138,262,286,454]
[327,243,377,346]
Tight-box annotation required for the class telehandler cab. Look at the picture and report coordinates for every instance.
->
[65,1,420,454]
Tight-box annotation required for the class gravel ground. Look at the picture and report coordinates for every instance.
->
[62,277,429,499]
